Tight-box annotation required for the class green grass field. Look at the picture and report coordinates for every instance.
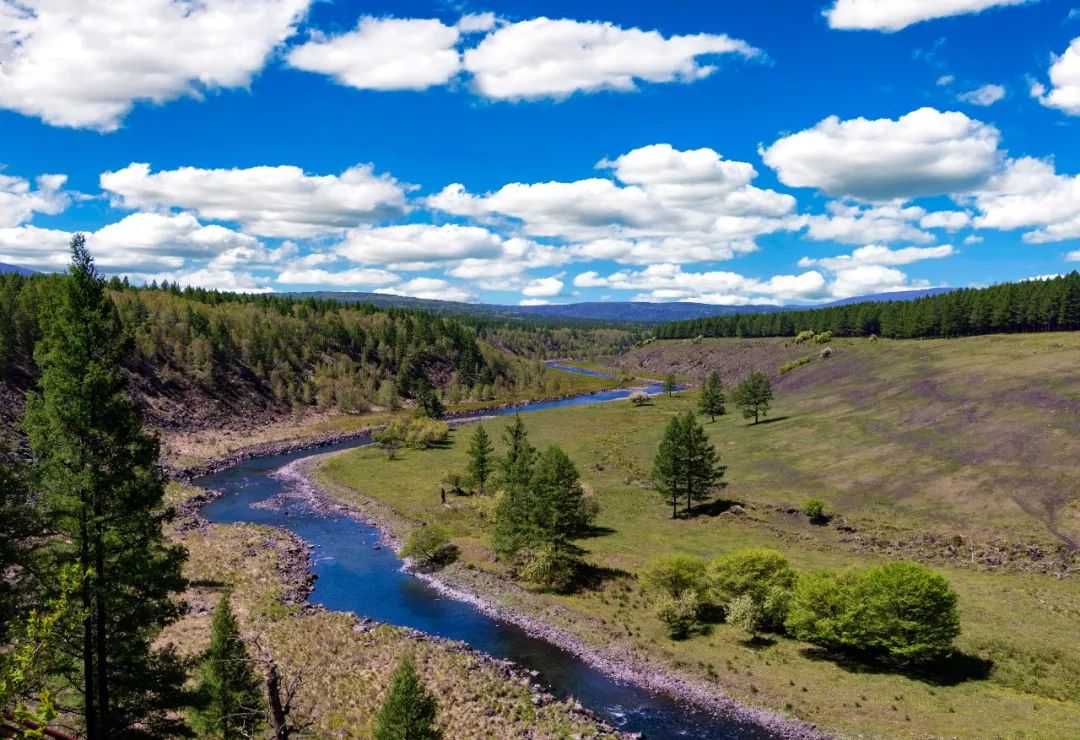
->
[318,333,1080,738]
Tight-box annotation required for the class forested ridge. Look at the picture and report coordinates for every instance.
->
[0,272,586,436]
[654,272,1080,340]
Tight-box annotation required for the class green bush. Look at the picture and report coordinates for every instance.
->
[813,331,833,344]
[377,417,450,451]
[517,543,580,593]
[400,525,455,566]
[785,562,961,663]
[802,498,827,523]
[629,392,652,407]
[641,554,708,599]
[793,330,815,344]
[778,355,814,375]
[655,591,701,639]
[709,549,796,631]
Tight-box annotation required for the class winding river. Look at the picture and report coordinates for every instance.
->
[197,365,778,739]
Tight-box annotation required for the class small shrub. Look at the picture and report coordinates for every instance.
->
[802,498,827,523]
[813,331,833,344]
[441,469,468,494]
[629,392,652,407]
[655,591,701,639]
[400,525,455,567]
[778,355,814,375]
[868,334,878,342]
[793,330,815,344]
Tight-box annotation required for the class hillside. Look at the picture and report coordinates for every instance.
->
[616,334,1080,546]
[316,332,1080,737]
[0,274,614,452]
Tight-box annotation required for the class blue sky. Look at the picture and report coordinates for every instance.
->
[3,0,1080,305]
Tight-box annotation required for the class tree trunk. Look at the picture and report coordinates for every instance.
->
[80,513,97,740]
[94,516,109,735]
[266,661,289,740]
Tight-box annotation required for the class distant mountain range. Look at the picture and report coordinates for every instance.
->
[0,262,36,277]
[290,287,954,323]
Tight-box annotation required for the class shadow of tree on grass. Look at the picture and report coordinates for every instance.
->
[799,646,993,686]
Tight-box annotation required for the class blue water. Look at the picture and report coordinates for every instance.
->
[197,368,776,739]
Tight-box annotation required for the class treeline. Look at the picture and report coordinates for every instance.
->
[0,272,568,416]
[654,272,1080,340]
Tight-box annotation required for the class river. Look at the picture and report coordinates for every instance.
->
[197,365,779,739]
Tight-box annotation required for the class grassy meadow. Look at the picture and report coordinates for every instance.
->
[317,333,1080,738]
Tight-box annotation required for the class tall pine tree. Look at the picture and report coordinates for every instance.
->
[373,655,440,740]
[24,236,188,738]
[190,593,263,738]
[652,415,686,519]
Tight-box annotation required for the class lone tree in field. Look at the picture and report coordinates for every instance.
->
[191,593,263,738]
[732,371,774,424]
[652,412,727,518]
[373,655,440,740]
[24,236,188,738]
[465,425,494,494]
[663,374,678,397]
[698,372,726,421]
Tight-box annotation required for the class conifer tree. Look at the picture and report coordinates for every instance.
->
[373,655,440,740]
[681,412,727,515]
[652,413,727,518]
[698,372,726,421]
[732,372,774,424]
[23,236,188,738]
[465,425,494,494]
[663,374,678,397]
[191,593,263,739]
[498,412,536,491]
[526,445,595,543]
[652,415,686,519]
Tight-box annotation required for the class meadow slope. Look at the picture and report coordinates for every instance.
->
[317,333,1080,738]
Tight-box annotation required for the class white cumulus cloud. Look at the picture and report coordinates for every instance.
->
[970,156,1080,242]
[522,276,564,297]
[1035,37,1080,115]
[375,277,475,302]
[0,0,311,130]
[462,17,758,100]
[0,172,69,227]
[825,0,1030,32]
[286,17,462,91]
[100,162,408,239]
[761,107,1002,201]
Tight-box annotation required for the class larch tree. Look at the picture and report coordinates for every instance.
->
[23,236,188,739]
[652,412,727,518]
[697,372,726,421]
[373,655,440,740]
[652,415,686,519]
[191,593,263,739]
[465,425,494,494]
[732,371,774,424]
